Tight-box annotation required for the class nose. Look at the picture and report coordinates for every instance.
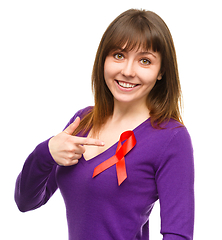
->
[121,60,136,78]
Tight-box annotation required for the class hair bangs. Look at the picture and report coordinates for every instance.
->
[105,13,162,54]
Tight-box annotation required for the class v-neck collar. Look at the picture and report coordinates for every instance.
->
[81,118,150,163]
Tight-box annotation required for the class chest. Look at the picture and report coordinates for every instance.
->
[57,134,159,198]
[83,125,132,161]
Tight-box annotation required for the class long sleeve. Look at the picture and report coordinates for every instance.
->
[14,107,90,213]
[15,138,58,212]
[155,127,194,240]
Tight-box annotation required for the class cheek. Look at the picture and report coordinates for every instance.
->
[103,65,109,81]
[137,70,158,85]
[104,61,119,84]
[104,60,113,89]
[104,59,112,80]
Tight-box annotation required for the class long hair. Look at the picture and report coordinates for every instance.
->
[73,9,183,136]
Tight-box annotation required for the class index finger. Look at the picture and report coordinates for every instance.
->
[74,137,105,147]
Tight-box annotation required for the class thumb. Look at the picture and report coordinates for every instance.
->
[63,116,80,135]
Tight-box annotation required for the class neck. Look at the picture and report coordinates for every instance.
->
[111,100,150,124]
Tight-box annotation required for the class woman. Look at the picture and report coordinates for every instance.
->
[15,9,194,239]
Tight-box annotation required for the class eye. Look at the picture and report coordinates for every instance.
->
[114,53,124,60]
[140,59,151,65]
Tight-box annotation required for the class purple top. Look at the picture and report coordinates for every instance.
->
[15,107,194,240]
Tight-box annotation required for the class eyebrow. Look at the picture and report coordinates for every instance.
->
[116,48,157,58]
[137,51,157,58]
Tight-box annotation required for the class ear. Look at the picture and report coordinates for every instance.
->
[157,73,162,81]
[157,69,165,80]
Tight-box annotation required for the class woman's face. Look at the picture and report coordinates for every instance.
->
[104,47,162,107]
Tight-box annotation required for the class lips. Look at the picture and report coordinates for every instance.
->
[116,80,139,89]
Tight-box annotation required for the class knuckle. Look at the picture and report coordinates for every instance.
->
[62,160,70,167]
[71,160,79,165]
[75,154,82,159]
[67,152,75,159]
[59,156,80,166]
[80,146,86,154]
[67,145,75,152]
[83,138,89,145]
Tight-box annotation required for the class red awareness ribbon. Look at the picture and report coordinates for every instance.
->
[92,131,137,186]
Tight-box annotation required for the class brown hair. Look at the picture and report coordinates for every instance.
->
[73,9,183,136]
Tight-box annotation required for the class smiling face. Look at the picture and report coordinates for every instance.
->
[104,48,162,108]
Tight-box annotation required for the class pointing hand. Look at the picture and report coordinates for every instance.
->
[49,117,105,166]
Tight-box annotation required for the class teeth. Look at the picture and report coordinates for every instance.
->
[118,81,136,88]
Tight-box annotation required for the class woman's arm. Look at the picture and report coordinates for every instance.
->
[155,127,195,240]
[14,138,58,212]
[14,117,82,212]
[15,107,103,212]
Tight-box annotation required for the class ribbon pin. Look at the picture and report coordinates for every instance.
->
[92,130,137,186]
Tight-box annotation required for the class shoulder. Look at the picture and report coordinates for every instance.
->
[154,120,194,170]
[69,106,94,123]
[158,119,193,153]
[160,118,184,129]
[161,119,190,141]
[138,118,190,141]
[136,119,193,160]
[162,119,192,144]
[63,106,94,130]
[75,106,94,118]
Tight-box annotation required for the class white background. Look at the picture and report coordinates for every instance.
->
[1,0,221,239]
